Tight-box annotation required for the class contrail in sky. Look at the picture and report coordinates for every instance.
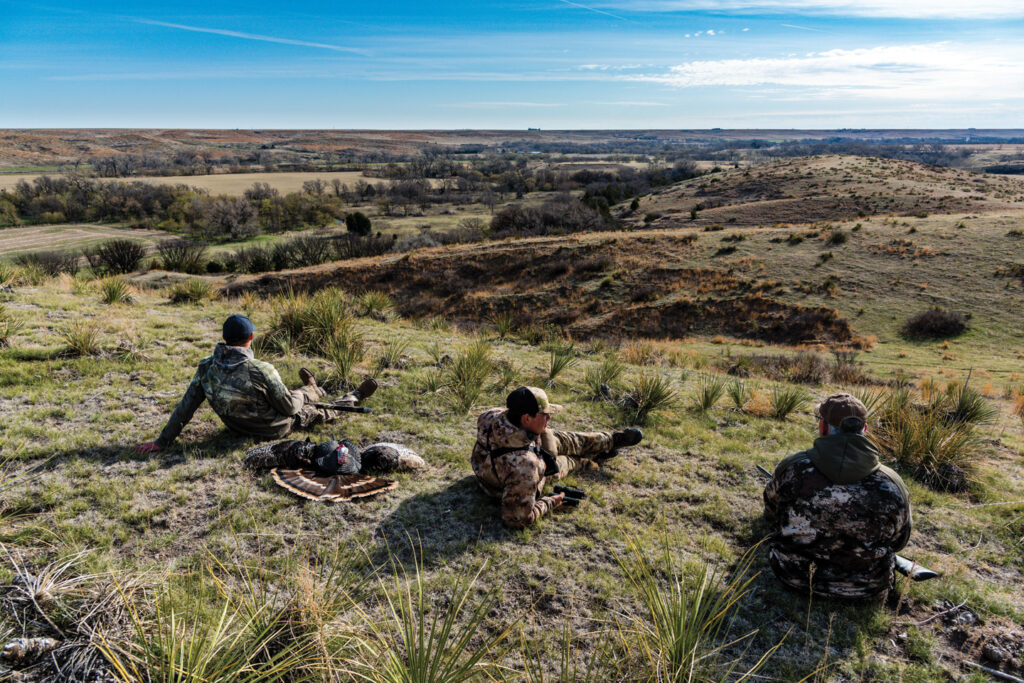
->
[781,23,825,31]
[138,19,369,55]
[556,0,631,21]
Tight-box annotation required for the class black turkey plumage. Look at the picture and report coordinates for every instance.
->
[244,438,423,502]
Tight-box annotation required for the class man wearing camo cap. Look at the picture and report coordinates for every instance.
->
[762,392,912,600]
[471,386,643,528]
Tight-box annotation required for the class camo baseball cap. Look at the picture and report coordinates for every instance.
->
[816,393,867,428]
[506,386,563,415]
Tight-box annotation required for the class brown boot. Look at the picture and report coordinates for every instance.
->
[354,377,378,401]
[299,367,317,388]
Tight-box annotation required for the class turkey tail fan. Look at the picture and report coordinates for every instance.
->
[271,468,396,502]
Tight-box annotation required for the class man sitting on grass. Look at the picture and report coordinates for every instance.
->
[137,314,375,454]
[762,393,912,600]
[471,386,643,528]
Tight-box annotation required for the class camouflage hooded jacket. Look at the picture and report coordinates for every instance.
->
[471,407,559,528]
[763,432,912,599]
[156,343,304,447]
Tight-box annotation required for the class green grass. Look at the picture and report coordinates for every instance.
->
[1,273,1024,682]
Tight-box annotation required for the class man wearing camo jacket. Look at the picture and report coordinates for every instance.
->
[471,386,643,528]
[763,393,913,600]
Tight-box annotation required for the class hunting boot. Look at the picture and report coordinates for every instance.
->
[330,378,380,407]
[299,367,318,388]
[596,428,644,462]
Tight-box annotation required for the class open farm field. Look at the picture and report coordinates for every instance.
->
[0,223,166,258]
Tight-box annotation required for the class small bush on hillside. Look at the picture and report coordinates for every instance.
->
[713,246,736,257]
[13,250,80,277]
[901,308,969,340]
[83,239,147,275]
[333,234,395,260]
[356,290,394,320]
[98,276,134,305]
[489,311,516,340]
[727,379,752,410]
[583,356,625,398]
[156,238,208,274]
[825,229,849,245]
[444,340,494,414]
[167,279,214,305]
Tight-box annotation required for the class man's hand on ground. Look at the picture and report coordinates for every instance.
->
[550,492,566,510]
[136,441,161,455]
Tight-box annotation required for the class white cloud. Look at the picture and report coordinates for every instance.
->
[629,42,1024,101]
[585,100,669,106]
[594,0,1024,19]
[706,29,716,35]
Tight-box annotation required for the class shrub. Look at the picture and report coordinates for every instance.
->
[345,211,372,235]
[0,262,16,288]
[332,234,395,260]
[58,320,103,357]
[713,246,736,257]
[727,379,751,410]
[156,238,208,274]
[83,239,147,275]
[489,311,516,340]
[13,250,80,277]
[831,350,870,385]
[620,341,662,366]
[167,278,214,305]
[691,373,727,413]
[825,229,849,245]
[901,308,968,340]
[98,276,134,305]
[619,372,677,426]
[788,351,829,385]
[769,385,809,420]
[227,245,274,274]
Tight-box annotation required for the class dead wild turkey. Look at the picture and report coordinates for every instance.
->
[244,438,424,502]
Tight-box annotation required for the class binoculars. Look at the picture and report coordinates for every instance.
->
[553,485,586,507]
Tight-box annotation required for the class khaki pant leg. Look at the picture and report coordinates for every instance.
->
[291,384,342,430]
[546,428,613,480]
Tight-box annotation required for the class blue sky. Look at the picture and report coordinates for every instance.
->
[2,0,1023,128]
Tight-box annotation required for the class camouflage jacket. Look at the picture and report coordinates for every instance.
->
[763,432,912,599]
[471,407,558,528]
[156,344,304,447]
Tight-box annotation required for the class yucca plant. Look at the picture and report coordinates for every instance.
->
[418,369,445,394]
[167,278,214,305]
[769,385,809,420]
[357,290,394,320]
[850,387,887,419]
[616,537,779,683]
[547,341,578,387]
[98,276,134,305]
[620,372,678,426]
[376,337,411,375]
[945,381,997,426]
[0,305,24,348]
[304,288,354,355]
[493,359,520,392]
[444,340,494,414]
[726,379,751,410]
[583,355,625,399]
[872,401,980,491]
[58,320,103,357]
[489,311,516,340]
[520,611,610,683]
[17,262,49,286]
[352,551,514,683]
[0,261,17,288]
[690,373,727,414]
[321,327,366,390]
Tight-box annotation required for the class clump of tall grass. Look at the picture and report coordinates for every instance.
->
[0,261,17,288]
[376,336,411,375]
[873,398,981,492]
[619,372,678,426]
[58,320,103,357]
[691,373,727,413]
[489,311,516,340]
[726,379,751,410]
[493,359,520,392]
[98,276,134,305]
[769,385,809,420]
[321,328,366,390]
[443,340,494,414]
[583,355,625,398]
[944,380,998,426]
[357,290,395,320]
[0,304,24,347]
[16,262,49,286]
[547,341,578,387]
[167,278,214,305]
[620,340,662,366]
[616,537,779,682]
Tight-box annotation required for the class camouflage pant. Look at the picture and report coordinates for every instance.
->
[543,428,614,479]
[289,385,348,432]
